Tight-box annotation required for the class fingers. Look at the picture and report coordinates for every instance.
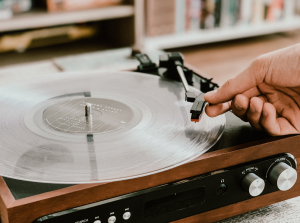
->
[243,86,262,99]
[206,94,251,120]
[246,97,265,131]
[205,93,253,118]
[204,57,269,105]
[204,70,257,104]
[231,94,250,121]
[205,101,231,117]
[206,95,300,136]
[260,103,299,136]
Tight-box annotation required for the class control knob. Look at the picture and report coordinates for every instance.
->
[241,173,265,197]
[268,162,297,191]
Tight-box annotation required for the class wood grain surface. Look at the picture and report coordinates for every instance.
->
[0,134,300,223]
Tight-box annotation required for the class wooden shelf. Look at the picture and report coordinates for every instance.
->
[0,5,134,32]
[144,18,300,50]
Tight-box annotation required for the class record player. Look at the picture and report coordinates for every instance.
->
[0,52,299,223]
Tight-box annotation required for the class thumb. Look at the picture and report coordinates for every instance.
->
[204,59,267,104]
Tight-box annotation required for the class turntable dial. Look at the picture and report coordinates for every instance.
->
[268,162,297,191]
[241,173,265,197]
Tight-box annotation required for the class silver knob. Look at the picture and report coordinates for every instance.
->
[241,173,265,197]
[268,162,297,191]
[108,216,116,223]
[123,211,131,220]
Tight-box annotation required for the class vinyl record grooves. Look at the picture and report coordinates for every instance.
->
[0,71,225,184]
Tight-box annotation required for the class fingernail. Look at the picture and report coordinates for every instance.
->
[234,101,242,110]
[249,103,256,112]
[205,90,217,98]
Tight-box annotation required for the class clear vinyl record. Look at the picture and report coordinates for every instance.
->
[0,71,225,184]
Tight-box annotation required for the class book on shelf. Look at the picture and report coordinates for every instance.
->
[240,0,253,25]
[176,0,186,33]
[146,0,298,37]
[0,0,12,20]
[46,0,123,12]
[214,0,221,27]
[252,0,264,24]
[185,0,190,31]
[0,25,96,52]
[12,0,32,13]
[146,0,176,36]
[266,0,284,21]
[189,0,201,30]
[0,0,31,20]
[296,0,300,15]
[284,0,295,20]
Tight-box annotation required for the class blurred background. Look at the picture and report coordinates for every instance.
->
[0,0,300,223]
[1,0,300,84]
[1,2,300,222]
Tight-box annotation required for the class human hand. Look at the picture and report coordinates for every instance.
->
[204,44,300,136]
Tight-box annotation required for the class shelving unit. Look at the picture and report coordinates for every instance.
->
[0,5,134,33]
[2,0,300,54]
[144,17,300,50]
[133,0,300,51]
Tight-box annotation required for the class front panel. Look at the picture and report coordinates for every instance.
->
[35,153,297,223]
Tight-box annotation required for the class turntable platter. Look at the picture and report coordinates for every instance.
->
[0,71,225,184]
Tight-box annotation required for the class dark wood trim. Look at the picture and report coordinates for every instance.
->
[0,177,15,223]
[0,135,300,222]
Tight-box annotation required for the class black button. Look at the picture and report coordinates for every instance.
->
[216,183,227,195]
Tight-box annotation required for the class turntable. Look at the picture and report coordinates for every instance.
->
[0,52,299,223]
